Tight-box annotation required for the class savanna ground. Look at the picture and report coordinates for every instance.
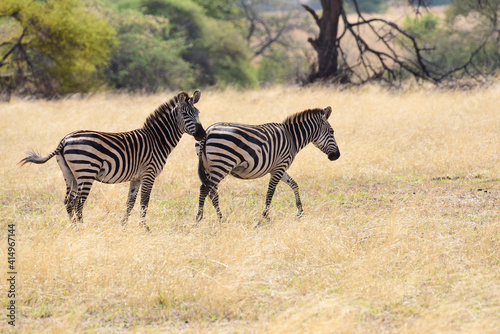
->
[0,85,499,333]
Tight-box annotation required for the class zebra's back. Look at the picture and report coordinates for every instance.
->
[61,129,156,184]
[201,122,293,180]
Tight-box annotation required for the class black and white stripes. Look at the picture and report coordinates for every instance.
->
[20,90,205,228]
[195,106,340,221]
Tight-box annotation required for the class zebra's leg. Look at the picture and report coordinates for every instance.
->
[122,180,141,226]
[63,183,78,223]
[56,155,78,224]
[138,175,156,231]
[208,185,222,221]
[64,189,77,223]
[74,178,96,224]
[196,182,222,222]
[281,172,303,216]
[196,183,210,222]
[262,172,285,218]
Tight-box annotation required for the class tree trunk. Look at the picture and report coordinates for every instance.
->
[303,0,343,82]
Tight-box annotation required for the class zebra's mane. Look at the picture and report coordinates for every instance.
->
[143,92,189,129]
[282,108,323,124]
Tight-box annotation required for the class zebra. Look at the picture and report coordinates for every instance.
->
[195,106,340,222]
[19,90,206,229]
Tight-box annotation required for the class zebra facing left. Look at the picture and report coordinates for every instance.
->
[19,90,206,229]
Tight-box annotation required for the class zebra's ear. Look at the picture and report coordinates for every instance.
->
[177,92,187,104]
[323,106,332,120]
[192,89,201,104]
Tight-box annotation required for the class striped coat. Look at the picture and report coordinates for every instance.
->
[196,106,340,221]
[20,90,205,229]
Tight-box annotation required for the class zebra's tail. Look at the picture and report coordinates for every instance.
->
[196,139,209,186]
[19,140,64,166]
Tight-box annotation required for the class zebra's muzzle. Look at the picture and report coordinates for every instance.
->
[194,123,207,141]
[328,151,340,161]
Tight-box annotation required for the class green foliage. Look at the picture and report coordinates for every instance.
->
[142,0,202,39]
[427,0,451,5]
[402,9,500,77]
[345,0,388,13]
[403,13,440,39]
[141,0,257,88]
[102,10,194,92]
[446,0,500,24]
[192,0,241,20]
[99,0,142,10]
[0,0,116,96]
[445,0,500,76]
[257,49,307,85]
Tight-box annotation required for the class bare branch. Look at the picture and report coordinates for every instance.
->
[241,1,309,59]
[407,0,429,15]
[240,1,257,42]
[302,4,320,26]
[434,28,495,83]
[303,0,493,87]
[0,27,27,67]
[338,5,438,86]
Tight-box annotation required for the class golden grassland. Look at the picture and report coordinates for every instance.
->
[0,85,499,333]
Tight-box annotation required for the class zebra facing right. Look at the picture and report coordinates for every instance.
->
[196,106,340,221]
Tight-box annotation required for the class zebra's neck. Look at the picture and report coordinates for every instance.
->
[282,110,322,153]
[142,101,183,154]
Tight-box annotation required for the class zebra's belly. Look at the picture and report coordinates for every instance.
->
[95,165,142,184]
[230,162,270,180]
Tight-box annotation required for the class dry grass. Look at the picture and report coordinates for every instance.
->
[0,85,499,333]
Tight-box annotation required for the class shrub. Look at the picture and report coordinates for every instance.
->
[403,12,500,76]
[102,10,194,92]
[141,0,257,88]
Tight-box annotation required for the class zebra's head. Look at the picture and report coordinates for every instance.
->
[313,106,340,161]
[176,90,206,141]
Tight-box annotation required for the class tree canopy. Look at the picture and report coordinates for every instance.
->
[0,0,116,98]
[141,0,257,88]
[102,9,194,92]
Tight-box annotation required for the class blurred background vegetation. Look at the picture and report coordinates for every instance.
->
[0,0,498,98]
